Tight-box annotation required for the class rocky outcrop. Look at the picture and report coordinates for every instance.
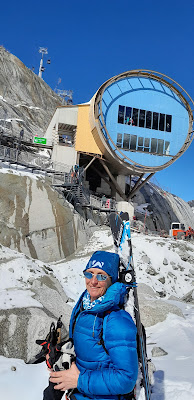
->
[136,284,183,327]
[132,180,194,233]
[188,200,194,214]
[0,168,95,262]
[0,46,62,139]
[151,347,168,357]
[0,247,72,362]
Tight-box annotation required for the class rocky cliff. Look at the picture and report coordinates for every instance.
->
[0,46,62,140]
[132,180,194,233]
[0,167,97,262]
[188,200,194,214]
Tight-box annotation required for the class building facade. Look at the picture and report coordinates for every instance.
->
[45,70,194,199]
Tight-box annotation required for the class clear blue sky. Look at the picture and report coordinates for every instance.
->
[0,0,194,201]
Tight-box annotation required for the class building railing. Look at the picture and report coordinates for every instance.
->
[0,145,72,173]
[0,144,117,211]
[90,195,116,210]
[0,127,53,147]
[52,170,116,210]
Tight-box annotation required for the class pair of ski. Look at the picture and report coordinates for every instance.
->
[109,212,152,400]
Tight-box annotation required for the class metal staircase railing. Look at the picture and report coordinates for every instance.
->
[0,145,71,173]
[0,144,117,211]
[51,168,116,210]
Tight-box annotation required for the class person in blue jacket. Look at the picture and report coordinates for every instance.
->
[49,251,138,400]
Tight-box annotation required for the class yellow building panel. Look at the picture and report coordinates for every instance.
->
[75,105,102,155]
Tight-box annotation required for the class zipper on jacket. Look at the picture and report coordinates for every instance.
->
[92,313,98,337]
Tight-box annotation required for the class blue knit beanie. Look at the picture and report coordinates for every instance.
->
[83,251,120,284]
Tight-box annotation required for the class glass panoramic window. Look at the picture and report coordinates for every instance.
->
[152,112,159,130]
[132,108,139,126]
[123,133,130,149]
[125,107,132,124]
[118,105,125,124]
[115,133,169,156]
[146,111,152,129]
[166,115,172,132]
[159,114,165,131]
[117,105,172,133]
[157,139,164,155]
[137,136,143,151]
[139,110,145,128]
[130,135,137,150]
[151,138,157,153]
[164,141,170,155]
[116,133,122,148]
[144,138,150,152]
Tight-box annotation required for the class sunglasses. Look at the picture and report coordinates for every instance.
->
[83,271,110,281]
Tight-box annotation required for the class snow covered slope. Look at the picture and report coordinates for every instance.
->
[0,227,194,399]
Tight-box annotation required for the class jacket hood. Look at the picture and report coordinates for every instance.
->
[77,282,128,314]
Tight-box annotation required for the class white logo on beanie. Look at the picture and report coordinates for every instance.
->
[90,260,104,269]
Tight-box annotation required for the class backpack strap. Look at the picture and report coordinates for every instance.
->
[98,310,137,400]
[98,310,112,354]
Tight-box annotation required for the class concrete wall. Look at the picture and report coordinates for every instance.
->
[117,201,134,220]
[96,178,111,196]
[116,175,126,201]
[45,106,78,143]
[52,144,77,169]
[46,104,103,168]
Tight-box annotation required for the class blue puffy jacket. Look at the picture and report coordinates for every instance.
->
[69,282,138,400]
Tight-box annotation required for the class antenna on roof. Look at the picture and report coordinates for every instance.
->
[38,47,48,79]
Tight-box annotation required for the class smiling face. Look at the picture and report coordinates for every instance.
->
[85,268,112,302]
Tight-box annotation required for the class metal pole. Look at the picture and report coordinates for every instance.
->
[83,156,97,172]
[128,172,155,199]
[99,159,127,201]
[38,54,44,78]
[38,47,48,79]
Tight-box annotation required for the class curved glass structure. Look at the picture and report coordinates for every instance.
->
[91,70,194,174]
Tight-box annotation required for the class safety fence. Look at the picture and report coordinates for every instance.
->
[0,145,71,173]
[52,171,116,210]
[90,195,116,210]
[0,144,117,211]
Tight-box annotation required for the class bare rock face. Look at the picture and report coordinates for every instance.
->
[132,181,194,233]
[0,46,62,139]
[0,250,72,362]
[181,289,194,304]
[0,168,97,362]
[136,283,183,327]
[0,169,94,262]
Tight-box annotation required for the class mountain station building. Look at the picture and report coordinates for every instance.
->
[45,70,194,201]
